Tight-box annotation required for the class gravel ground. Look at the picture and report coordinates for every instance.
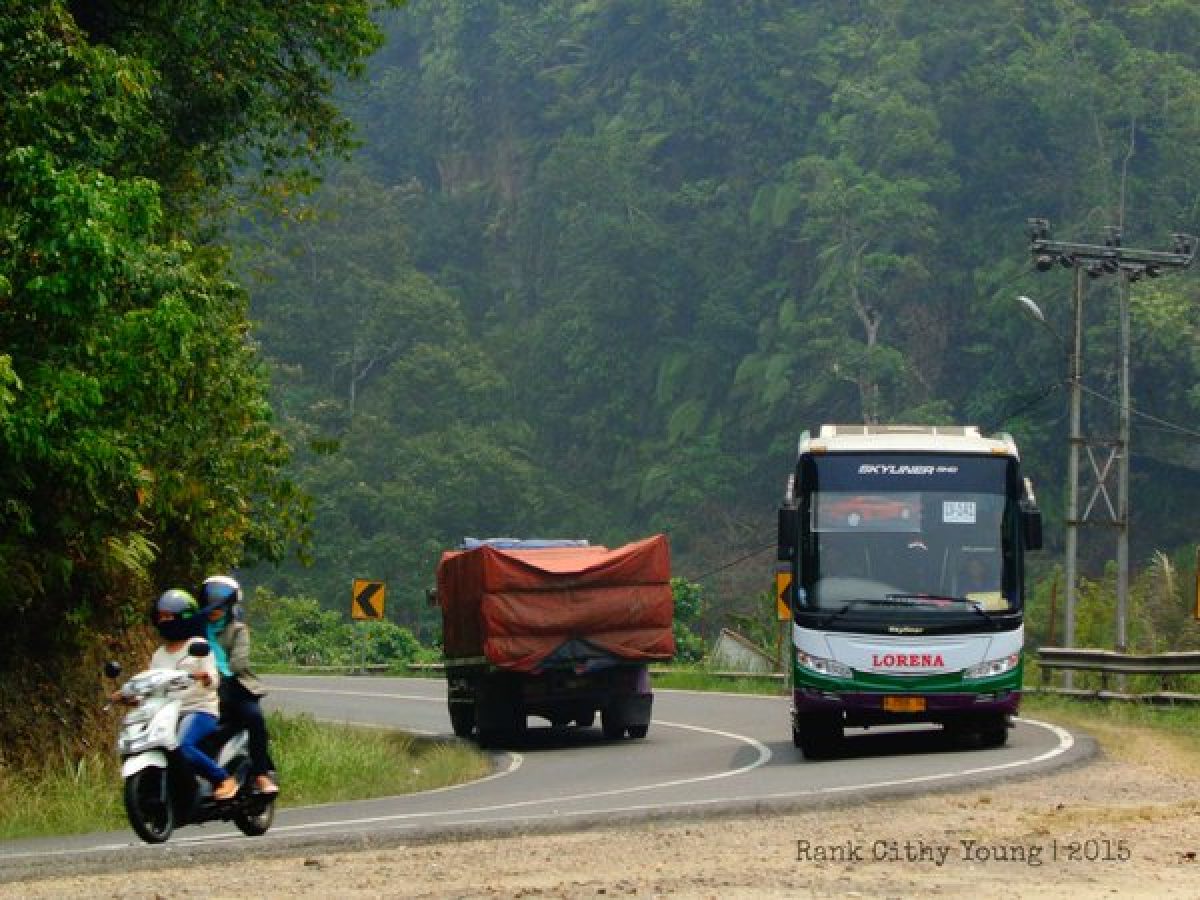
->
[4,720,1198,899]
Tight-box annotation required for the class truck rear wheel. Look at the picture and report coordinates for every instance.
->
[448,702,475,738]
[601,708,626,739]
[626,724,649,739]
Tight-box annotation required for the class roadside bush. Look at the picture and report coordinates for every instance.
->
[247,588,424,667]
[671,577,707,663]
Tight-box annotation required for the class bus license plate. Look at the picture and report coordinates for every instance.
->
[883,696,926,713]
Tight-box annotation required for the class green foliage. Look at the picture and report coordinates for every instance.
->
[268,713,490,807]
[670,577,707,663]
[232,0,1200,641]
[0,1,390,754]
[249,589,425,668]
[0,141,301,613]
[62,0,405,216]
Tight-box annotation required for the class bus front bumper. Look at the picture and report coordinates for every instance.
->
[793,687,1020,726]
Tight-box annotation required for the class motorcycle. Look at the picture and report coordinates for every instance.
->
[105,642,276,844]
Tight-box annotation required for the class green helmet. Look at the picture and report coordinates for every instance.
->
[154,588,200,640]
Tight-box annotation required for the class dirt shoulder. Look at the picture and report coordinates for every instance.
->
[5,719,1200,898]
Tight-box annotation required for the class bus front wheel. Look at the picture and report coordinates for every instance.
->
[793,714,842,760]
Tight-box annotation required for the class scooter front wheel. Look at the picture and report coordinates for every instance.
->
[124,767,174,843]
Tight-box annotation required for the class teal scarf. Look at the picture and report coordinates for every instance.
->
[206,618,233,678]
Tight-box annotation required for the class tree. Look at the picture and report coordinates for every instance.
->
[63,0,405,217]
[0,1,393,762]
[240,166,569,621]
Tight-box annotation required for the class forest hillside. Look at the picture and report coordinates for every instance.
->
[244,0,1200,639]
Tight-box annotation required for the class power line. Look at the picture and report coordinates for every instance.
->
[685,541,775,583]
[1076,383,1200,441]
[984,381,1063,432]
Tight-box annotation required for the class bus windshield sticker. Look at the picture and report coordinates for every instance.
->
[943,500,977,524]
[815,493,920,532]
[856,464,961,476]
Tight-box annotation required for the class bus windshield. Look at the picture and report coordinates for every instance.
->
[799,454,1018,614]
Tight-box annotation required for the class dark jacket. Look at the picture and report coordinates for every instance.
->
[217,621,267,698]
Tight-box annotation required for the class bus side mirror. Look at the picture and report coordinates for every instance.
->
[778,506,798,561]
[1020,477,1042,550]
[1022,508,1043,550]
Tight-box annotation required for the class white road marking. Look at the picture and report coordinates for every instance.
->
[175,718,1076,846]
[176,718,772,842]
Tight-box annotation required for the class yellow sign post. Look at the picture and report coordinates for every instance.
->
[775,566,793,622]
[351,579,386,621]
[1194,546,1200,621]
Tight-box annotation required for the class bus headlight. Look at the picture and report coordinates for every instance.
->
[963,653,1020,680]
[796,649,851,679]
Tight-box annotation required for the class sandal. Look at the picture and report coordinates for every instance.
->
[254,774,280,795]
[213,777,239,801]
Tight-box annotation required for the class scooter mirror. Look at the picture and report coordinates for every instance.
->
[188,640,212,658]
[104,660,122,679]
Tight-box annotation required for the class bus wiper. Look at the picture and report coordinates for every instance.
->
[884,593,999,628]
[821,597,896,627]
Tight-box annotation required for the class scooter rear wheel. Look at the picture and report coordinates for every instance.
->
[234,796,276,836]
[124,767,174,843]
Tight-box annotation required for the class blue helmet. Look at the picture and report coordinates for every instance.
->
[198,575,244,626]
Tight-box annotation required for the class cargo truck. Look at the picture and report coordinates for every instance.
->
[433,534,674,744]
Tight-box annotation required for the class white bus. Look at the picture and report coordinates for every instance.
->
[777,425,1042,758]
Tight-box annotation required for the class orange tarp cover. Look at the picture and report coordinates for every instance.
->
[437,534,675,672]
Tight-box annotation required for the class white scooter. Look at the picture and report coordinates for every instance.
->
[106,643,275,843]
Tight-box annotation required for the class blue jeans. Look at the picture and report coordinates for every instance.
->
[178,711,229,787]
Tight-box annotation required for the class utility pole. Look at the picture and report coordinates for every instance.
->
[1065,264,1083,671]
[1027,219,1195,657]
[1115,268,1131,653]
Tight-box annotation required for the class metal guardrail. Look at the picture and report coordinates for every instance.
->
[281,663,394,674]
[281,662,788,684]
[407,662,784,682]
[1037,647,1200,675]
[1036,647,1200,702]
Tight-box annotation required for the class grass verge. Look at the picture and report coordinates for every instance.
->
[0,712,490,841]
[1021,693,1200,770]
[650,667,785,695]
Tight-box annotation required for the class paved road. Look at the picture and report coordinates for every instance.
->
[0,675,1090,880]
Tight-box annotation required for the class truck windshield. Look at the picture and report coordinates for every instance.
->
[798,454,1018,615]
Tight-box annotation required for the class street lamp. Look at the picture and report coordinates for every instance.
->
[1017,289,1083,679]
[1018,295,1051,330]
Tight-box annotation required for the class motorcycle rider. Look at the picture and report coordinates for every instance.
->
[135,589,239,801]
[199,575,279,795]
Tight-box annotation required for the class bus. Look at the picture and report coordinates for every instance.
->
[776,424,1042,758]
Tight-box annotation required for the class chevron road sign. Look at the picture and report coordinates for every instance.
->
[351,579,386,620]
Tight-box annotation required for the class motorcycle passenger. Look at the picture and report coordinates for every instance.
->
[149,589,239,802]
[200,575,279,795]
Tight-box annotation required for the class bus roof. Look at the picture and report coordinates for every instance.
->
[798,424,1020,458]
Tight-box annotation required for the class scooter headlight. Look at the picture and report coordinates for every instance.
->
[120,720,175,755]
[118,702,177,754]
[118,721,150,754]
